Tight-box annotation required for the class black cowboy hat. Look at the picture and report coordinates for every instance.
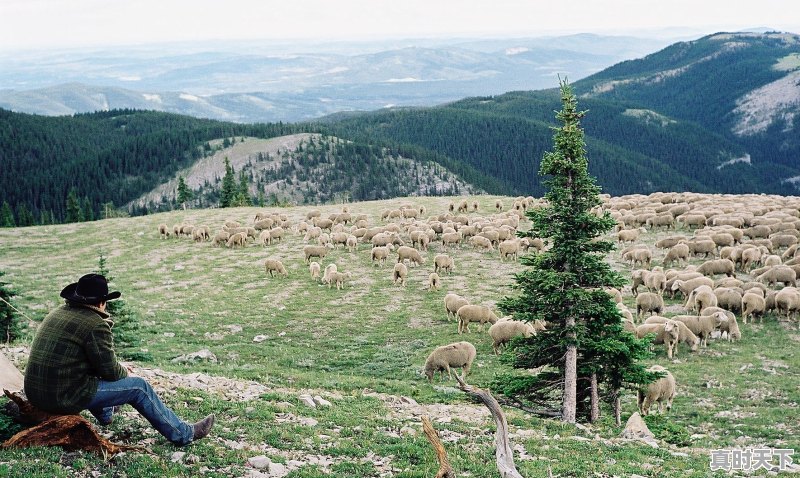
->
[60,273,121,304]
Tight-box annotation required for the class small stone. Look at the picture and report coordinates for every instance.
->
[163,332,175,337]
[253,335,268,343]
[571,436,591,442]
[621,412,656,444]
[400,426,417,437]
[268,462,288,477]
[248,455,272,469]
[298,394,316,408]
[243,471,269,478]
[174,264,185,271]
[574,422,590,432]
[398,396,419,406]
[313,395,332,407]
[245,406,255,413]
[171,349,217,363]
[298,417,318,427]
[171,451,186,462]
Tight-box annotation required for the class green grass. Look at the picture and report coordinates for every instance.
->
[0,195,797,477]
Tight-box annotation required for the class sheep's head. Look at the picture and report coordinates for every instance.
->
[671,280,683,291]
[691,336,700,351]
[713,312,729,326]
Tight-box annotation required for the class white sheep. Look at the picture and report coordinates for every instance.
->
[643,317,700,356]
[434,254,454,274]
[158,223,170,239]
[635,321,680,359]
[428,272,441,291]
[303,244,334,263]
[397,245,425,267]
[393,263,408,286]
[671,312,728,347]
[322,263,338,286]
[742,292,766,324]
[371,245,394,266]
[328,271,350,290]
[498,239,521,261]
[444,293,469,321]
[424,341,477,383]
[637,365,676,416]
[264,259,288,278]
[309,261,321,281]
[636,292,664,319]
[488,319,535,355]
[456,304,500,334]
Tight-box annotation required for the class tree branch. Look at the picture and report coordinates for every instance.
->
[454,375,525,478]
[421,416,455,478]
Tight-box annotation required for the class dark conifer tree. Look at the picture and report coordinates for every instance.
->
[498,80,653,424]
[65,189,83,223]
[1,201,15,228]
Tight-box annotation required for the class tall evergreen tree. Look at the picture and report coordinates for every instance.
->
[65,189,83,223]
[15,204,35,227]
[498,80,653,424]
[233,170,252,207]
[0,271,23,343]
[1,201,16,227]
[82,196,94,221]
[177,176,192,210]
[219,158,236,208]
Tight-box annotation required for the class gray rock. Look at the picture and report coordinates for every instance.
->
[170,451,186,463]
[248,455,272,469]
[621,412,659,447]
[313,395,332,407]
[171,349,217,363]
[268,462,288,477]
[298,394,316,408]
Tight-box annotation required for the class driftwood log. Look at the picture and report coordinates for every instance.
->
[454,375,524,478]
[421,416,455,478]
[2,389,139,456]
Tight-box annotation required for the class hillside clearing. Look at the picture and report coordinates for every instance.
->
[0,195,797,477]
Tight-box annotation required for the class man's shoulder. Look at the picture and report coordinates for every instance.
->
[43,303,107,328]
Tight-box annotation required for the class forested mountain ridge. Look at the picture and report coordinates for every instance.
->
[320,31,800,197]
[0,108,495,225]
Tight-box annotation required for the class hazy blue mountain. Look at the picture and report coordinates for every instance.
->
[0,34,673,122]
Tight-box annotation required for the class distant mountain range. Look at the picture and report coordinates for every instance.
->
[2,31,799,225]
[0,34,673,123]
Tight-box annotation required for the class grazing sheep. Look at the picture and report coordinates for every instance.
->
[224,220,242,229]
[181,224,195,237]
[304,226,322,242]
[685,285,718,313]
[644,270,667,295]
[498,239,521,261]
[393,263,408,286]
[756,266,797,287]
[469,235,494,251]
[424,341,477,383]
[397,245,425,266]
[617,303,635,323]
[636,292,665,319]
[328,271,350,290]
[663,243,690,267]
[428,272,441,291]
[158,223,170,239]
[410,230,430,251]
[259,230,272,246]
[671,312,728,347]
[617,227,646,243]
[441,232,462,248]
[687,239,717,258]
[655,236,688,249]
[264,259,288,278]
[315,218,334,231]
[268,227,284,244]
[254,218,275,231]
[646,214,674,229]
[322,263,338,286]
[696,259,736,278]
[309,261,321,281]
[456,304,500,334]
[775,286,800,320]
[306,209,322,221]
[173,224,182,237]
[710,232,736,249]
[702,307,741,341]
[345,234,358,252]
[495,199,503,212]
[478,229,500,246]
[212,231,230,246]
[622,248,652,268]
[434,254,455,274]
[488,319,536,354]
[303,244,334,263]
[635,321,681,359]
[713,287,743,314]
[444,293,469,321]
[606,287,623,304]
[371,245,394,266]
[643,317,700,355]
[742,292,766,323]
[671,276,714,299]
[637,365,676,416]
[763,254,783,267]
[226,232,246,248]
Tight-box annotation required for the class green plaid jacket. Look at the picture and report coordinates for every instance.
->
[24,302,127,413]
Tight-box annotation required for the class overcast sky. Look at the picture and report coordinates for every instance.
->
[2,0,799,51]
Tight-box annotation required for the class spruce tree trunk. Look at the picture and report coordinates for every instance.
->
[590,373,600,423]
[614,390,622,427]
[563,316,577,423]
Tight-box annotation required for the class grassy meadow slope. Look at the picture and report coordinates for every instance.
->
[0,195,798,477]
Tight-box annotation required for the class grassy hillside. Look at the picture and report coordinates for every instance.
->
[0,195,797,477]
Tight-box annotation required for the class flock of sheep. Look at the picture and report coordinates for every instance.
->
[157,190,800,418]
[610,191,800,416]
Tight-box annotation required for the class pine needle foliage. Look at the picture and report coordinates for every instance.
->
[497,80,654,421]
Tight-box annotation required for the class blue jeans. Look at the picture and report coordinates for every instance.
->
[86,376,194,446]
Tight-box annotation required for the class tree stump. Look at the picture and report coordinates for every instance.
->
[2,390,140,456]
